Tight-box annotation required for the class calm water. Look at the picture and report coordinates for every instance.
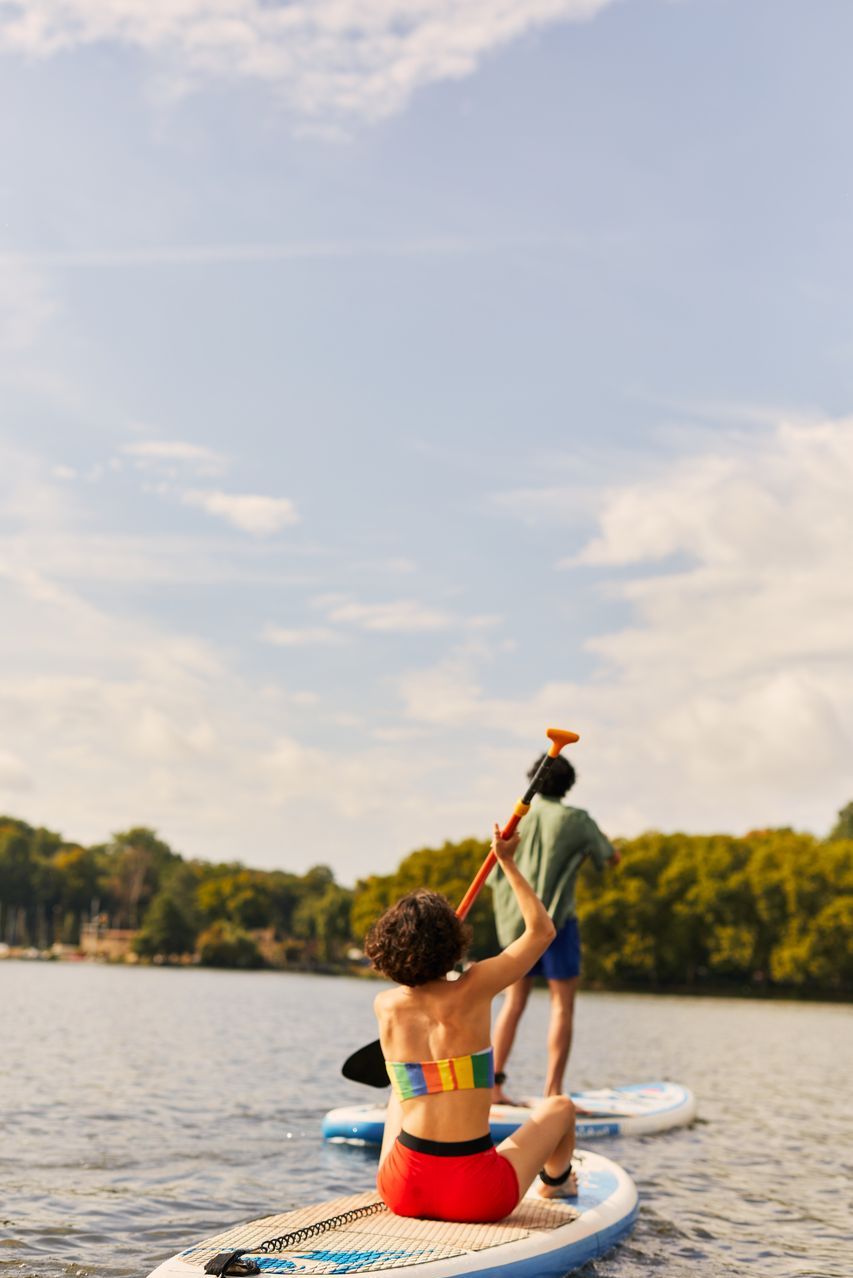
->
[1,963,851,1278]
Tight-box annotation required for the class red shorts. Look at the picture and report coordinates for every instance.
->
[377,1131,520,1223]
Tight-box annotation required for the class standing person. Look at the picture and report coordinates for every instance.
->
[366,825,578,1223]
[490,753,620,1105]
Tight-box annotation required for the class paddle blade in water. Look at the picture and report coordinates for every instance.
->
[342,1038,389,1088]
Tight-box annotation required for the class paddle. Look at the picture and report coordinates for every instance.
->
[342,727,580,1087]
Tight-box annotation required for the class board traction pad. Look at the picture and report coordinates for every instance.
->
[180,1191,579,1274]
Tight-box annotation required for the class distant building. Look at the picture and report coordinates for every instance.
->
[79,920,138,961]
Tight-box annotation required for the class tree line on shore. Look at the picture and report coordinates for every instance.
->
[1,802,852,992]
[0,818,353,968]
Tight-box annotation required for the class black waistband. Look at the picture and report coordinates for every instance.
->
[398,1130,494,1157]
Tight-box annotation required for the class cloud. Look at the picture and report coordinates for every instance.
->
[1,231,596,272]
[403,418,853,837]
[0,0,618,126]
[0,441,502,874]
[262,625,342,647]
[263,734,436,822]
[182,489,300,535]
[0,750,32,792]
[262,598,496,648]
[314,594,454,633]
[123,439,227,478]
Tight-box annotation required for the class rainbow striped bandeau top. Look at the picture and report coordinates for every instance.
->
[385,1046,495,1101]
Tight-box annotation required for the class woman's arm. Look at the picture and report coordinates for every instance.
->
[462,824,555,999]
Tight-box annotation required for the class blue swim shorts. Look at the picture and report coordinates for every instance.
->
[526,917,581,981]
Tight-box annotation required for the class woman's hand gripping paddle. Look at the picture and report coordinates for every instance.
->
[341,727,580,1087]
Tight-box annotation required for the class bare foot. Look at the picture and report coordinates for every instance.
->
[538,1170,578,1199]
[491,1086,525,1107]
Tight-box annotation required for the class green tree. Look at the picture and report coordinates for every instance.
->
[102,827,179,928]
[0,822,36,912]
[353,838,497,960]
[134,891,198,958]
[196,868,273,930]
[829,802,853,841]
[54,845,102,915]
[197,920,262,969]
[293,881,353,962]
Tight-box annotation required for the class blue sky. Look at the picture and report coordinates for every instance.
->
[1,0,852,880]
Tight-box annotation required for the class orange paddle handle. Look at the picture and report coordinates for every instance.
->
[455,813,521,922]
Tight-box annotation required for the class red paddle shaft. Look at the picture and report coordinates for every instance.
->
[454,727,579,921]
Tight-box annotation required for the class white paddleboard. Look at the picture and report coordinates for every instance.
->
[145,1148,637,1278]
[323,1080,696,1145]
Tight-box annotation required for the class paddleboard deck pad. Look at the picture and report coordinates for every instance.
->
[323,1081,695,1146]
[146,1149,636,1278]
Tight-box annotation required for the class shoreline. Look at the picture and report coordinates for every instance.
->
[3,952,850,1004]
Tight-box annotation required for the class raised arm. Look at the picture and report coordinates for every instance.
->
[463,823,555,999]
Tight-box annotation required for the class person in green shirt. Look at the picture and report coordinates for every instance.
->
[489,752,620,1104]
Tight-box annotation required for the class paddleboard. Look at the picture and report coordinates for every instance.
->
[323,1081,695,1145]
[145,1148,637,1278]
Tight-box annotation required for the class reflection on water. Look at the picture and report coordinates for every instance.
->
[1,963,851,1277]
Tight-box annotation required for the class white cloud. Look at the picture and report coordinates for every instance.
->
[315,594,453,633]
[182,489,299,535]
[0,443,504,874]
[264,734,434,822]
[0,750,32,792]
[123,439,227,478]
[1,231,597,272]
[403,418,853,838]
[0,0,618,126]
[262,625,342,647]
[5,417,850,879]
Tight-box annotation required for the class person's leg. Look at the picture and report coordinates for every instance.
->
[496,1095,577,1199]
[543,977,578,1096]
[492,977,532,1103]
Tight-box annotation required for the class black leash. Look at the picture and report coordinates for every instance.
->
[203,1199,387,1276]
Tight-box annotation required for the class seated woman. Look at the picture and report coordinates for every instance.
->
[365,825,577,1224]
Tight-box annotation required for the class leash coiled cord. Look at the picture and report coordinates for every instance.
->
[204,1199,387,1275]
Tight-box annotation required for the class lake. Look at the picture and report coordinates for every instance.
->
[1,963,851,1277]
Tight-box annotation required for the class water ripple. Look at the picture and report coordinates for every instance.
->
[1,964,850,1278]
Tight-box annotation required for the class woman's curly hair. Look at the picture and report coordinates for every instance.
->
[363,889,471,987]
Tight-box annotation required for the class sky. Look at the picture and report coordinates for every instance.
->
[1,0,852,882]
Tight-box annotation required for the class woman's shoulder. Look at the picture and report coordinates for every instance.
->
[453,962,499,998]
[373,985,400,1014]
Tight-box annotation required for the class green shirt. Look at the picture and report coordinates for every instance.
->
[490,797,615,948]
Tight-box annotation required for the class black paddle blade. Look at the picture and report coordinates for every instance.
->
[342,1037,390,1088]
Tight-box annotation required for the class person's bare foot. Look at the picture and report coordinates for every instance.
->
[492,1085,529,1107]
[538,1169,578,1199]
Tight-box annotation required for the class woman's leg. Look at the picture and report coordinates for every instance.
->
[492,977,533,1103]
[495,1094,576,1199]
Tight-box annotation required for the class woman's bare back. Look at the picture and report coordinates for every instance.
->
[375,972,494,1141]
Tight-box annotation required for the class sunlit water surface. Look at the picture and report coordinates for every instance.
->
[2,964,851,1278]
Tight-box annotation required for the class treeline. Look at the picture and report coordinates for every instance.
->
[2,806,852,993]
[353,809,853,996]
[576,826,853,993]
[0,817,352,968]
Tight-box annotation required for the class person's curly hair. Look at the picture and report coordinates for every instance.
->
[529,752,575,799]
[363,889,471,987]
